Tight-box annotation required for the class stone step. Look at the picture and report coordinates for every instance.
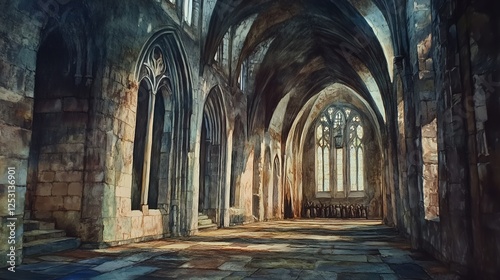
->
[198,215,209,220]
[23,237,81,256]
[198,223,218,231]
[24,220,56,231]
[198,218,214,226]
[23,229,66,243]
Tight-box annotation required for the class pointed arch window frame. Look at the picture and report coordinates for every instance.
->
[314,105,367,198]
[134,45,173,210]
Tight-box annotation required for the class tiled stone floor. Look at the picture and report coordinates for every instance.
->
[1,220,460,279]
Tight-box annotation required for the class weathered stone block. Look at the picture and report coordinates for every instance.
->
[143,215,158,236]
[102,217,117,242]
[116,186,131,198]
[35,196,64,211]
[68,182,83,196]
[38,171,55,183]
[122,123,135,142]
[0,97,33,129]
[64,196,81,211]
[115,216,132,240]
[62,153,84,171]
[117,173,132,188]
[0,125,31,159]
[102,184,117,218]
[131,215,143,238]
[37,160,51,172]
[52,182,68,196]
[55,171,83,182]
[0,60,13,89]
[49,162,67,172]
[35,183,52,196]
[117,197,131,216]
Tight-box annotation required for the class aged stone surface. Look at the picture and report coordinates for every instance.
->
[0,0,499,278]
[5,220,460,279]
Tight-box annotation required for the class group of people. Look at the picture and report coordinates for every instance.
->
[302,201,369,219]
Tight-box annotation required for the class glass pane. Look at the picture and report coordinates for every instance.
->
[323,148,330,191]
[328,107,335,119]
[334,111,344,128]
[349,125,355,141]
[357,125,364,139]
[350,146,357,191]
[358,148,364,191]
[183,0,192,25]
[317,147,323,192]
[316,125,323,141]
[336,148,343,192]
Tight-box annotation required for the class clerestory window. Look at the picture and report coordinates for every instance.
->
[183,0,193,25]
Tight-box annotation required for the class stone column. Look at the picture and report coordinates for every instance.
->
[140,90,157,212]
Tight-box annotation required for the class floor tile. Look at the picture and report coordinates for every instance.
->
[10,220,459,280]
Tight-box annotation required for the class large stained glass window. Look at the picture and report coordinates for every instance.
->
[315,105,365,196]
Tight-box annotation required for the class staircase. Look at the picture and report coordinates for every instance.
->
[23,220,81,256]
[198,213,217,231]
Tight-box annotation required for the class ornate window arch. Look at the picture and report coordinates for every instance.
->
[315,105,366,197]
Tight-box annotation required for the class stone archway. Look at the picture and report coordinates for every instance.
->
[131,29,193,236]
[131,47,174,212]
[199,86,227,227]
[26,11,94,236]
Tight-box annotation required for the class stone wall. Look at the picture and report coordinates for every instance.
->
[0,0,42,267]
[391,0,500,278]
[1,1,499,277]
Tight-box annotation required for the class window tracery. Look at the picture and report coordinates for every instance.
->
[315,105,366,196]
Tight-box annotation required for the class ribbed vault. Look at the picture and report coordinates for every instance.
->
[203,0,397,140]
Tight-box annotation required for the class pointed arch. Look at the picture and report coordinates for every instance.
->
[26,4,95,236]
[314,104,367,196]
[199,85,228,227]
[132,29,193,235]
[273,155,281,218]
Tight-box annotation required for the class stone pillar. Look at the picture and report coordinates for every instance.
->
[140,90,157,208]
[0,2,42,268]
[223,130,233,227]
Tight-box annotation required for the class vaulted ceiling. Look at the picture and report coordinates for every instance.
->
[203,0,400,138]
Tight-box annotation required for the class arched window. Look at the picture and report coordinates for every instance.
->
[132,46,172,211]
[315,105,366,197]
[348,116,364,191]
[183,0,193,25]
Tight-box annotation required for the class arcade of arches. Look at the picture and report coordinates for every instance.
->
[0,0,499,278]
